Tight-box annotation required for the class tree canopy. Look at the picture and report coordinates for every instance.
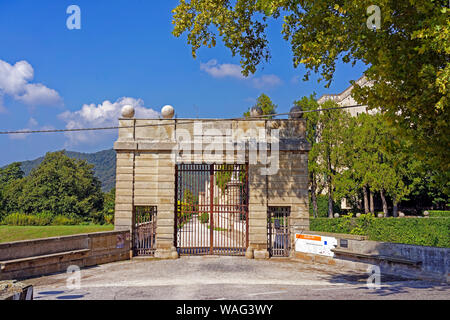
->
[0,151,105,220]
[296,94,447,217]
[172,0,449,192]
[243,93,277,117]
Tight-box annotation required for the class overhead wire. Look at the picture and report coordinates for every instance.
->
[0,104,364,135]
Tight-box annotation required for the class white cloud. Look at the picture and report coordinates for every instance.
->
[28,117,38,127]
[8,117,39,140]
[16,83,62,106]
[0,59,63,108]
[251,74,282,89]
[200,59,245,79]
[59,97,160,146]
[291,75,300,84]
[200,59,282,89]
[0,93,6,113]
[0,60,33,95]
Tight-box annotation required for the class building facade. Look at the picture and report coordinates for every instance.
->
[317,76,376,117]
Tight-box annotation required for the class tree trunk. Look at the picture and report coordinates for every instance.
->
[363,185,369,214]
[328,188,333,218]
[369,189,374,214]
[380,189,388,217]
[327,151,333,218]
[393,197,398,217]
[327,176,333,218]
[311,173,318,218]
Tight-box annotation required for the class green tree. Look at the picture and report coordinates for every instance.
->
[335,114,387,214]
[378,129,417,217]
[294,95,321,218]
[215,164,246,195]
[183,188,196,204]
[172,0,449,193]
[244,93,277,118]
[336,113,430,217]
[310,100,351,218]
[17,151,104,218]
[332,115,364,212]
[100,187,116,224]
[0,162,25,219]
[103,187,116,215]
[0,162,24,184]
[407,164,449,210]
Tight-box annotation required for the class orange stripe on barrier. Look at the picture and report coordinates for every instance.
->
[296,234,322,241]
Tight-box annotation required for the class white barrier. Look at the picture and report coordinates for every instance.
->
[295,234,337,257]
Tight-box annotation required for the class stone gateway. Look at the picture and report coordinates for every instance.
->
[113,107,310,259]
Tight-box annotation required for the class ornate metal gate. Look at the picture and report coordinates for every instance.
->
[133,206,157,256]
[175,164,248,255]
[267,206,291,257]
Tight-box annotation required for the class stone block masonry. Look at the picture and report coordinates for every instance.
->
[0,231,131,280]
[114,118,311,258]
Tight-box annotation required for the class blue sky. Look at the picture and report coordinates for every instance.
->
[0,0,366,166]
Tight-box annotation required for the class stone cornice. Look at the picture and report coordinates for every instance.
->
[114,138,311,152]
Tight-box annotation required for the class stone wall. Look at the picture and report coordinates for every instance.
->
[114,118,311,259]
[295,231,449,283]
[339,239,450,282]
[0,230,130,280]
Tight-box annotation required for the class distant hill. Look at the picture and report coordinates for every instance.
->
[18,149,116,192]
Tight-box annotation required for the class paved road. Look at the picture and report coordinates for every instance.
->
[25,256,449,300]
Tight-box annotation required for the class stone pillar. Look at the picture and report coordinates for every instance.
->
[288,152,310,255]
[154,151,178,259]
[247,163,269,259]
[114,118,137,234]
[114,151,134,232]
[113,150,134,258]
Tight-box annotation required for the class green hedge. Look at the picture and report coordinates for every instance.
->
[2,212,79,226]
[427,210,450,217]
[310,214,450,248]
[309,194,341,218]
[199,212,209,224]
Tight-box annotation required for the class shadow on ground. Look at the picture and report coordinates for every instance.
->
[325,271,449,297]
[35,290,90,300]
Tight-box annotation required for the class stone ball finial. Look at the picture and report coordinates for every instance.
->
[121,105,135,118]
[161,105,175,119]
[250,106,263,117]
[289,106,303,119]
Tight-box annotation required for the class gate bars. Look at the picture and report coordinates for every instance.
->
[175,163,249,255]
[133,206,157,256]
[267,206,291,257]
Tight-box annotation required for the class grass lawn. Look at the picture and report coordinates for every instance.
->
[0,225,114,243]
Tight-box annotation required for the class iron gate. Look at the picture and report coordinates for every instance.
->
[133,206,157,256]
[175,163,249,255]
[267,206,291,257]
